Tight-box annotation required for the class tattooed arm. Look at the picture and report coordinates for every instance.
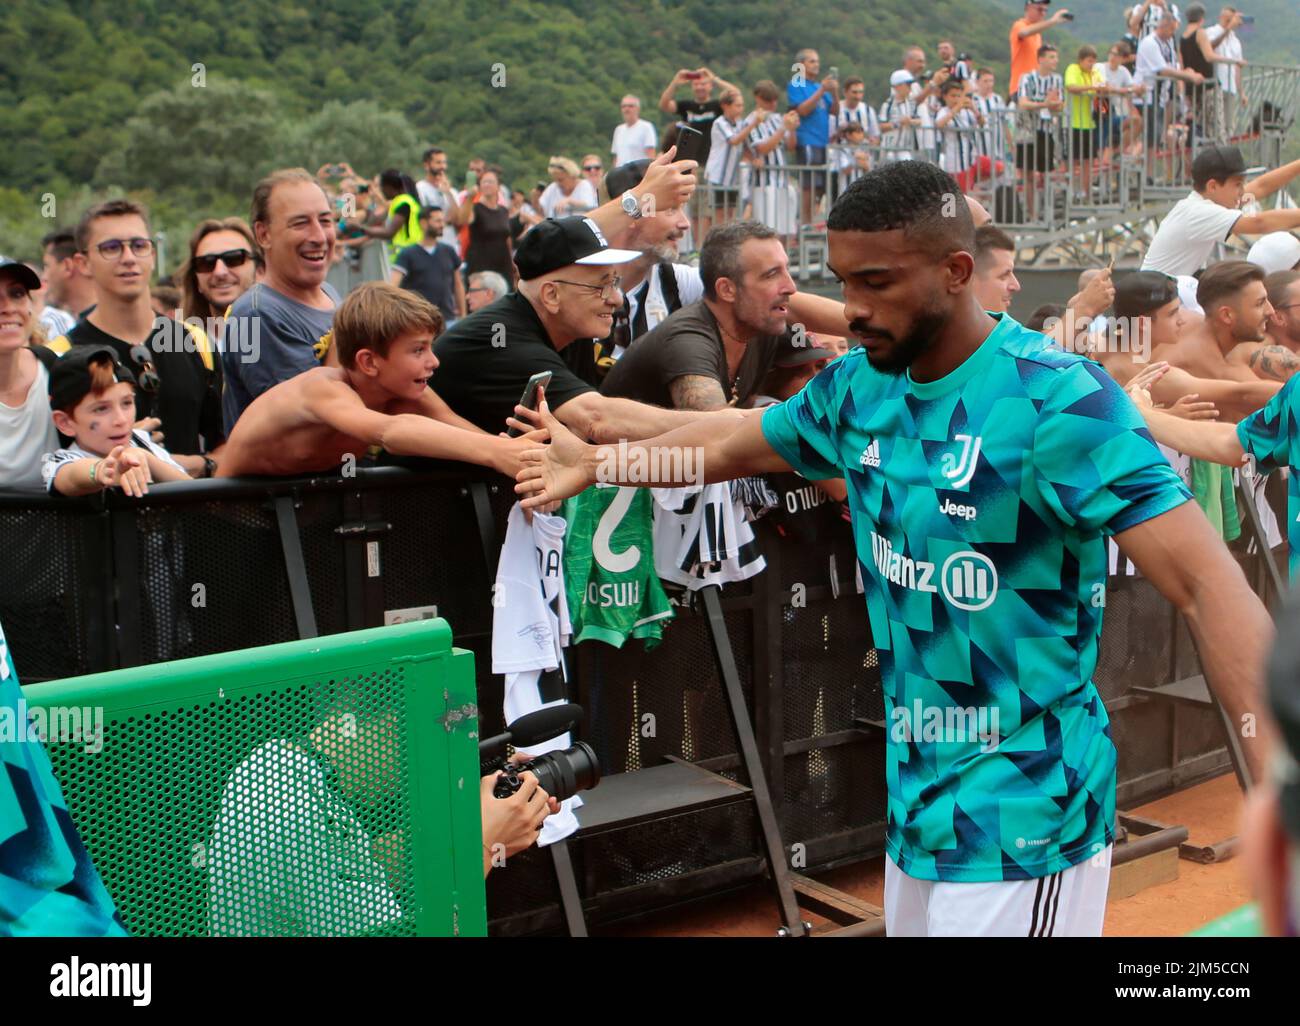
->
[1247,345,1300,382]
[669,374,731,411]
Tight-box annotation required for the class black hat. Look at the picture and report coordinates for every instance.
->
[513,216,640,281]
[1114,271,1179,319]
[48,345,137,411]
[0,255,41,293]
[603,159,654,202]
[1268,597,1300,840]
[1192,145,1248,186]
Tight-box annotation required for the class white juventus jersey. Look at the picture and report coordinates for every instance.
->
[973,93,1010,161]
[491,503,581,844]
[651,483,766,589]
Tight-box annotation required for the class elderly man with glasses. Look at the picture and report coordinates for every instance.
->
[433,216,754,445]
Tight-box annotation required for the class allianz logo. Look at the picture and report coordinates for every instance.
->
[869,531,999,612]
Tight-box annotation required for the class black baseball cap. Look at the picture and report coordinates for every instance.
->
[1193,145,1249,186]
[1114,271,1179,319]
[0,255,41,293]
[603,159,653,202]
[513,216,640,281]
[1268,595,1300,840]
[48,345,137,411]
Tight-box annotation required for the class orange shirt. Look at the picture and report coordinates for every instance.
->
[1009,18,1042,95]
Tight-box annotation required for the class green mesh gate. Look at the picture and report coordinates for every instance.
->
[20,619,486,937]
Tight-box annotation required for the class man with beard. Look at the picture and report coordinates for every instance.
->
[592,160,860,373]
[1151,260,1277,382]
[512,160,1272,935]
[1225,269,1300,382]
[599,220,798,410]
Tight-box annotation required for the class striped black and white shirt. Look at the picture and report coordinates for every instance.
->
[1138,1,1181,39]
[41,429,184,494]
[879,96,921,153]
[834,102,881,142]
[936,107,980,174]
[746,112,789,189]
[973,92,1011,161]
[1018,70,1064,129]
[706,115,746,187]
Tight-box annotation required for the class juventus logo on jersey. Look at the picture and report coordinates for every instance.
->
[941,434,981,490]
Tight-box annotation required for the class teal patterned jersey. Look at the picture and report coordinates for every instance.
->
[1237,375,1300,579]
[761,314,1191,882]
[0,620,125,935]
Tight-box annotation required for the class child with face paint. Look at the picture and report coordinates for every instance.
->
[42,345,191,497]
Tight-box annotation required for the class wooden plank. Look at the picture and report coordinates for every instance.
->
[1108,845,1180,902]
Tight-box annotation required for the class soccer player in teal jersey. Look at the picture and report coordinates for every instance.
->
[0,619,125,936]
[1131,360,1300,580]
[512,162,1272,936]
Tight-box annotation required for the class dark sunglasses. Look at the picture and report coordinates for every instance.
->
[194,248,253,274]
[583,164,603,172]
[129,344,161,395]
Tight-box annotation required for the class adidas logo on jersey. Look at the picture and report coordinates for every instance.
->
[860,440,881,469]
[869,532,998,612]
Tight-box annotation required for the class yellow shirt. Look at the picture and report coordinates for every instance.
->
[1065,63,1105,131]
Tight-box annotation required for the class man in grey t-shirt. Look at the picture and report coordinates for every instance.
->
[221,169,342,431]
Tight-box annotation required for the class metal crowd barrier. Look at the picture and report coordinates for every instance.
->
[688,64,1300,272]
[0,465,1273,934]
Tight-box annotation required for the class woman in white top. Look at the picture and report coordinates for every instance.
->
[538,157,599,220]
[0,259,59,493]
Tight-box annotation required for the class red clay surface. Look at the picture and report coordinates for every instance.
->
[599,773,1246,937]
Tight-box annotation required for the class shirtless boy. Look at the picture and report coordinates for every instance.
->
[217,282,544,478]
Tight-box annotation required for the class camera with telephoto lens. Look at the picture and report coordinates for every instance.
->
[479,704,601,803]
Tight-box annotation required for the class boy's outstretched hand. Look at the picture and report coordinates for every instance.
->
[507,388,596,510]
[99,445,153,497]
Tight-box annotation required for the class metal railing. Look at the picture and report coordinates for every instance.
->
[686,65,1300,275]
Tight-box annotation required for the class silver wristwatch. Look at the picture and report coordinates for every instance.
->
[621,190,643,220]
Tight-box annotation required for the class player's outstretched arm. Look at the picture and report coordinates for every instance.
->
[1127,363,1249,465]
[304,377,544,477]
[512,390,791,509]
[1114,502,1274,784]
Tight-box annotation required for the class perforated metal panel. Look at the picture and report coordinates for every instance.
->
[23,620,484,937]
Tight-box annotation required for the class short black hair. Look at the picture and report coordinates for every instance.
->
[827,161,974,257]
[42,228,78,262]
[422,146,445,163]
[1198,259,1266,313]
[941,79,965,98]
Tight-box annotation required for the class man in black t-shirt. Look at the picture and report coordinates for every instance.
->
[390,206,465,324]
[658,67,742,165]
[601,220,799,411]
[433,216,750,444]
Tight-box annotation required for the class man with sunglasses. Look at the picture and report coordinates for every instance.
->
[54,199,221,477]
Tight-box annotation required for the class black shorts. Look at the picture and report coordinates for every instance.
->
[1070,127,1097,159]
[799,145,828,190]
[1015,130,1057,173]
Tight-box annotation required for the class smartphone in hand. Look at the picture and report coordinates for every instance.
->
[508,371,553,437]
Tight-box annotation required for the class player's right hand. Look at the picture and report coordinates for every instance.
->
[513,388,595,510]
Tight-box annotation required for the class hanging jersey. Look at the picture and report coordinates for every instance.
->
[1237,375,1300,579]
[491,504,579,845]
[562,485,675,648]
[651,483,767,589]
[0,619,126,936]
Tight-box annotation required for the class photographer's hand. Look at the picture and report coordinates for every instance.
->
[480,770,557,875]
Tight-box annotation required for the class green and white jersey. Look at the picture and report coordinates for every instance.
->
[761,314,1191,882]
[1237,374,1300,580]
[563,485,675,648]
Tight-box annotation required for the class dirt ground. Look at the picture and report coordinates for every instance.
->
[599,773,1246,937]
